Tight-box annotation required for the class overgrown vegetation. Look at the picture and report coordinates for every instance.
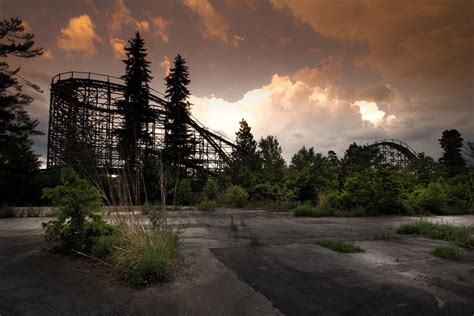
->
[42,165,179,286]
[315,239,364,253]
[397,221,474,248]
[431,245,465,261]
[42,168,114,253]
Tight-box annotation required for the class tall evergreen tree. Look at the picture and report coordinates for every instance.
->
[0,18,43,206]
[115,32,154,174]
[164,54,195,171]
[439,129,466,176]
[230,119,260,188]
[258,135,285,183]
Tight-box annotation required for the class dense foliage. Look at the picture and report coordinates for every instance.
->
[0,18,43,206]
[164,54,195,171]
[42,168,113,253]
[116,32,155,174]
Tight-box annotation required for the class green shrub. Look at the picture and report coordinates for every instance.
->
[432,245,465,261]
[90,233,117,260]
[176,179,193,206]
[198,198,217,212]
[251,183,275,201]
[397,221,474,248]
[293,201,335,217]
[42,168,113,253]
[405,182,448,214]
[113,226,178,285]
[315,239,364,253]
[203,179,218,200]
[223,185,249,207]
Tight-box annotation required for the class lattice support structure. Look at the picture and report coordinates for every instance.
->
[366,139,417,167]
[47,72,235,174]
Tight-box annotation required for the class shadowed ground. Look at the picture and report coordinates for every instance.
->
[1,211,473,315]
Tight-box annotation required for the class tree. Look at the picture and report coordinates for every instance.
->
[289,146,337,203]
[164,54,195,172]
[258,135,285,183]
[115,32,155,177]
[230,119,260,189]
[439,129,466,176]
[0,18,43,206]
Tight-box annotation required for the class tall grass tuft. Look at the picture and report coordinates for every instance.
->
[397,220,474,248]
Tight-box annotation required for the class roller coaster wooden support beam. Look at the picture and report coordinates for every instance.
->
[46,71,236,174]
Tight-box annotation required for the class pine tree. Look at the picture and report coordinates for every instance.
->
[164,54,195,171]
[258,135,285,183]
[439,129,466,176]
[230,119,260,188]
[116,32,154,174]
[0,18,43,206]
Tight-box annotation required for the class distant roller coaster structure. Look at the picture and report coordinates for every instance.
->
[366,139,417,167]
[46,72,418,173]
[46,72,236,174]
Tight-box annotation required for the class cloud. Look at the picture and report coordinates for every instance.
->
[352,100,391,127]
[41,49,54,60]
[160,56,171,76]
[152,17,170,43]
[270,0,474,83]
[136,20,150,32]
[108,0,136,34]
[56,14,102,58]
[183,0,230,43]
[190,63,398,159]
[231,35,245,47]
[110,38,126,59]
[278,36,291,45]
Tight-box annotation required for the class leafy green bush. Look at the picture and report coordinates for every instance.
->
[176,179,193,205]
[432,245,464,260]
[203,179,218,200]
[42,168,113,253]
[198,198,217,212]
[251,182,275,201]
[222,185,249,207]
[338,168,406,216]
[404,182,448,214]
[397,221,474,248]
[293,203,334,217]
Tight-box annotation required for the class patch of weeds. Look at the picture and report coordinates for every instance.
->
[0,207,16,218]
[397,220,474,248]
[431,245,465,261]
[198,198,217,212]
[293,203,333,217]
[315,239,364,253]
[112,225,178,286]
[26,207,41,217]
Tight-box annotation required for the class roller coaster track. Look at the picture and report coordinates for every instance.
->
[46,71,236,173]
[366,139,417,167]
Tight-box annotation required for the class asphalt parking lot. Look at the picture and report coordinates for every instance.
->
[1,210,473,315]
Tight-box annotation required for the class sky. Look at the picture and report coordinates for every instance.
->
[2,0,473,163]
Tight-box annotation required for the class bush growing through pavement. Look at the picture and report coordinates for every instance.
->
[203,179,218,200]
[198,198,217,212]
[42,168,113,253]
[222,185,249,207]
